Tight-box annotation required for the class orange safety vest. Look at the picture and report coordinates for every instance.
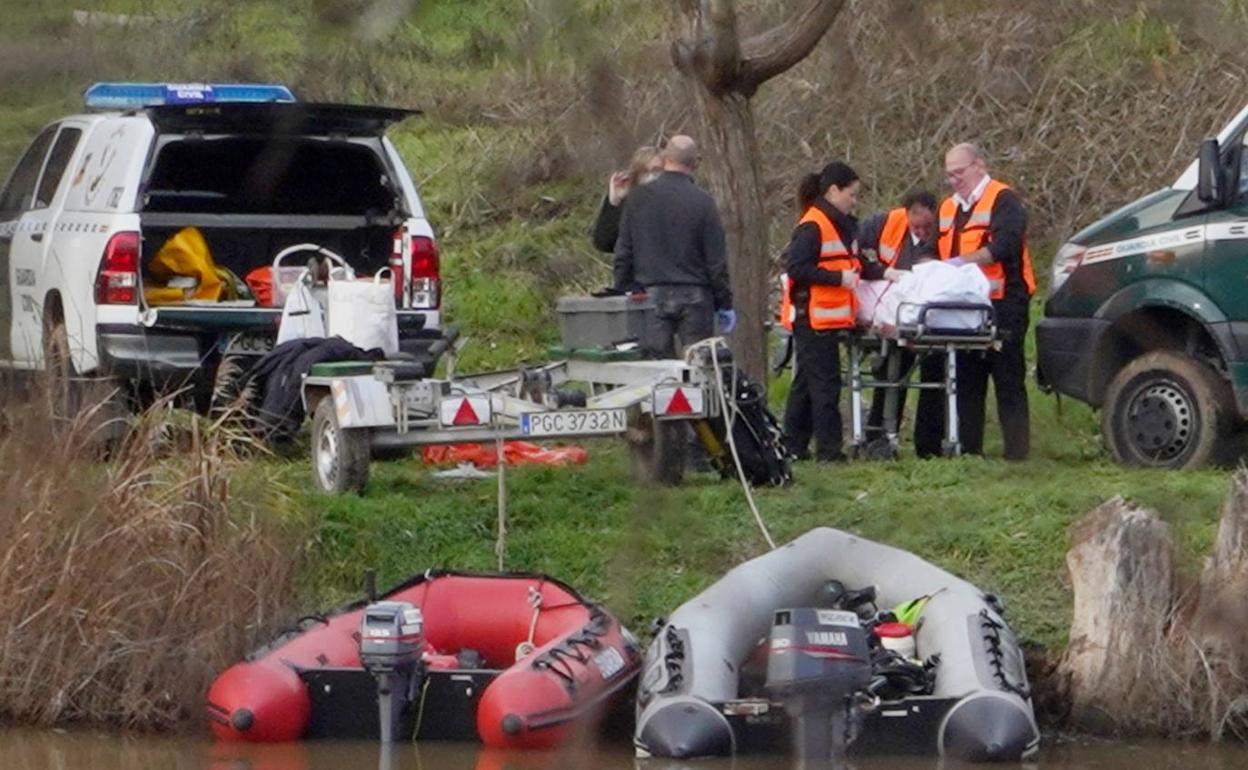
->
[794,205,859,330]
[876,207,910,267]
[937,179,1036,300]
[777,272,795,331]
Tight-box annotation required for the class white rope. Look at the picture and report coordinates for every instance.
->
[687,338,777,550]
[495,433,507,570]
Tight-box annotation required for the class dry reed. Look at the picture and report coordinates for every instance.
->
[0,380,303,730]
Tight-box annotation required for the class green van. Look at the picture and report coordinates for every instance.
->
[1038,111,1248,468]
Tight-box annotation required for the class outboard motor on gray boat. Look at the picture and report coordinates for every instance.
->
[634,528,1040,762]
[765,607,873,764]
[359,601,425,742]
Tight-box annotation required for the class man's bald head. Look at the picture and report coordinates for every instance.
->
[945,142,988,199]
[662,135,701,172]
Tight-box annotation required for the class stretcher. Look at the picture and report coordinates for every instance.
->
[845,302,998,459]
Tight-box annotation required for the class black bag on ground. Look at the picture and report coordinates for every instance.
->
[706,365,793,487]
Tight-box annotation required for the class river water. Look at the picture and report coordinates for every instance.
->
[2,729,1247,770]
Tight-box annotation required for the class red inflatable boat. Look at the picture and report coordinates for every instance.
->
[206,571,640,749]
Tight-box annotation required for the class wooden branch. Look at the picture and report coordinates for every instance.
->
[674,0,743,95]
[701,0,742,93]
[739,0,846,92]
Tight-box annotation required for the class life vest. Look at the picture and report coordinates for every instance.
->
[777,272,795,331]
[937,179,1036,300]
[794,205,858,330]
[877,207,910,267]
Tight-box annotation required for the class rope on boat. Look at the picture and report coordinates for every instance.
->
[530,605,612,694]
[979,609,1031,700]
[515,586,544,661]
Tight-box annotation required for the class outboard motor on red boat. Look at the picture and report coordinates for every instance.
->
[359,601,425,743]
[765,607,873,766]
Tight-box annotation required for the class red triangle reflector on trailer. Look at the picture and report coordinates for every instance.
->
[452,398,480,426]
[666,388,694,415]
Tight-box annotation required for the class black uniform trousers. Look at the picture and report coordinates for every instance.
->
[913,301,1029,460]
[642,284,715,358]
[957,301,1030,461]
[913,353,954,459]
[783,322,844,461]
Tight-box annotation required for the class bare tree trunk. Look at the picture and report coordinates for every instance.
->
[686,84,771,382]
[672,0,846,384]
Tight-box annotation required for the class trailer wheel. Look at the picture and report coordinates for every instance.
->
[630,414,685,486]
[1102,350,1231,469]
[312,397,370,494]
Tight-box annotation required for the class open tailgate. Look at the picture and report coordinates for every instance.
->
[146,102,418,136]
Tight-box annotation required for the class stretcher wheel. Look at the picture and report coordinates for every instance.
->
[311,397,370,494]
[861,437,899,461]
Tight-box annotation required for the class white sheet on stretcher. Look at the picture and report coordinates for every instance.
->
[867,260,992,334]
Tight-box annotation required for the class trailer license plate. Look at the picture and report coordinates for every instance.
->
[521,409,627,437]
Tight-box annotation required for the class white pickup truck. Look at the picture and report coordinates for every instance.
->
[0,82,444,410]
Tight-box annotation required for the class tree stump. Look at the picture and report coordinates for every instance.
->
[1197,469,1248,620]
[1188,469,1248,738]
[1055,496,1175,732]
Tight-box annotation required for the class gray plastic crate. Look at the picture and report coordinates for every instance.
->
[556,295,655,350]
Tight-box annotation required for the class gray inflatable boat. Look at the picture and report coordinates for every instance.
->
[635,527,1039,762]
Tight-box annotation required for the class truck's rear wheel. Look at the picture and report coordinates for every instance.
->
[630,414,685,486]
[1102,351,1231,469]
[311,397,370,494]
[43,310,130,446]
[43,314,78,422]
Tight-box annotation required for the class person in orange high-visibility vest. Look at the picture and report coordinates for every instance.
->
[857,190,941,454]
[931,142,1036,461]
[781,162,888,462]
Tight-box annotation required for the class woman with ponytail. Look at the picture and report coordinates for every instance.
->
[782,161,884,462]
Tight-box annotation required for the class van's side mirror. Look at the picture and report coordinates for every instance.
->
[1198,137,1223,204]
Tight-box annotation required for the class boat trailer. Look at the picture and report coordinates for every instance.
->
[301,350,722,494]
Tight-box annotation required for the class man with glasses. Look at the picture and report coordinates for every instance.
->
[933,143,1037,461]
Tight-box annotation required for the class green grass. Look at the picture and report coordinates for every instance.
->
[281,361,1234,654]
[0,0,1240,664]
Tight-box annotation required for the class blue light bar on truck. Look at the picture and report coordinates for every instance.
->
[84,82,296,110]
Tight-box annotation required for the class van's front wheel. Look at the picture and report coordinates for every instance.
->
[1102,351,1231,469]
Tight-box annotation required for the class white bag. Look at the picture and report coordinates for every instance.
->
[327,267,399,355]
[275,271,326,345]
[270,243,351,307]
[854,280,892,327]
[873,261,991,332]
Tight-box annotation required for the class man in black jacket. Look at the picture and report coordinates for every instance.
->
[613,135,734,358]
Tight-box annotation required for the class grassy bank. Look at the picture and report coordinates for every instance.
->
[287,380,1233,654]
[2,0,1248,730]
